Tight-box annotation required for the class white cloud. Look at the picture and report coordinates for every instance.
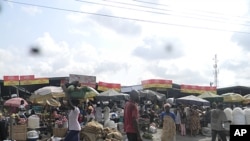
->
[21,6,42,16]
[1,0,250,89]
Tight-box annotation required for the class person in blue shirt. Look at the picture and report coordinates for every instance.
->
[160,103,176,141]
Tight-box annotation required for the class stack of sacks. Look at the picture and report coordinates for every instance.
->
[244,108,250,124]
[232,107,246,125]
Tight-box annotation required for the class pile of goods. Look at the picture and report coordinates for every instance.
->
[82,121,103,137]
[81,121,123,141]
[103,127,123,141]
[138,118,150,131]
[142,132,153,140]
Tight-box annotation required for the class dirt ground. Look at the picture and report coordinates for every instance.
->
[142,129,229,141]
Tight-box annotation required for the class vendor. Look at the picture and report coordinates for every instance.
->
[18,100,26,119]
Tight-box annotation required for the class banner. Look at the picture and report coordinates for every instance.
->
[98,81,121,92]
[20,78,49,85]
[69,74,96,88]
[181,84,217,94]
[141,79,172,89]
[19,75,35,85]
[4,75,49,86]
[19,75,35,80]
[3,75,19,86]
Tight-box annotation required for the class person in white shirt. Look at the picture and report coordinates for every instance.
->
[18,100,26,119]
[95,103,102,123]
[64,98,81,141]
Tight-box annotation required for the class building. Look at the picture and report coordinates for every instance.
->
[0,77,250,100]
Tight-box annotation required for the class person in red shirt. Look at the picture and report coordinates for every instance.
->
[124,90,142,141]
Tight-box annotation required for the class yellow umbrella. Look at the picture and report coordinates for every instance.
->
[221,93,245,103]
[242,94,250,104]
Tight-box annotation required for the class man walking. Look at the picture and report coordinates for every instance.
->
[124,90,142,141]
[211,103,230,141]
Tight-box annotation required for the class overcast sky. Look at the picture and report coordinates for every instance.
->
[1,0,250,88]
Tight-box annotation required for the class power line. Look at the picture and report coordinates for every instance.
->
[133,0,250,21]
[4,0,250,34]
[97,0,250,26]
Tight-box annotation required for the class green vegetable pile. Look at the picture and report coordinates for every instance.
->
[142,133,153,139]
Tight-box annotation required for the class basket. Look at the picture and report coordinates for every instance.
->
[11,125,27,141]
[53,128,68,137]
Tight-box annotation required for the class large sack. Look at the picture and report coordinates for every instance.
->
[224,108,233,121]
[244,108,250,124]
[83,120,103,133]
[232,107,246,125]
[67,85,90,99]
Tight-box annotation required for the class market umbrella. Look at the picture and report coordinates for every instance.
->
[95,89,129,101]
[242,94,250,104]
[138,89,166,102]
[46,98,61,107]
[4,97,28,107]
[198,91,223,103]
[29,86,65,103]
[221,93,245,103]
[176,95,210,106]
[34,86,65,97]
[166,98,175,105]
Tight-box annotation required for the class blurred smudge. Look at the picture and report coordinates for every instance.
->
[29,45,41,56]
[165,44,173,52]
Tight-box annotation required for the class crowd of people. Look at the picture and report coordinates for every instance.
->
[1,85,250,141]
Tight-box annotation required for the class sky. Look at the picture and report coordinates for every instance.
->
[1,0,250,88]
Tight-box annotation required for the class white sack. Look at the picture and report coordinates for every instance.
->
[244,108,250,124]
[224,108,233,121]
[232,107,246,125]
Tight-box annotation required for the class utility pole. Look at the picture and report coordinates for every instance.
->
[213,54,219,87]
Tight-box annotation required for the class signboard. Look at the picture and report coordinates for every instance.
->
[25,78,49,85]
[69,74,96,88]
[98,81,121,92]
[141,79,172,89]
[181,84,217,94]
[3,75,49,86]
[3,75,19,86]
[19,75,35,85]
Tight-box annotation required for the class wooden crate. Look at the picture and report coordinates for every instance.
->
[53,128,68,137]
